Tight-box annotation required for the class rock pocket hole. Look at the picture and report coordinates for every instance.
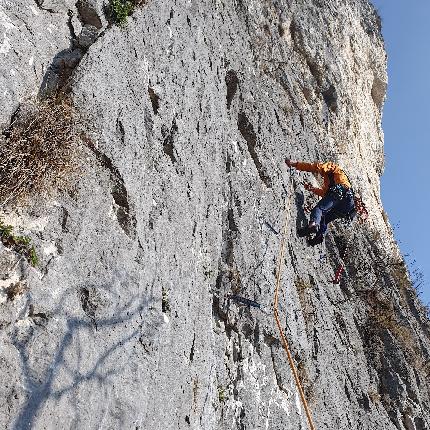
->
[79,287,97,326]
[161,119,178,164]
[322,84,338,112]
[237,112,271,187]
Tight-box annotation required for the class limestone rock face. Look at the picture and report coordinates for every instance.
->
[1,1,429,430]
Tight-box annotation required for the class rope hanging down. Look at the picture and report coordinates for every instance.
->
[273,204,316,430]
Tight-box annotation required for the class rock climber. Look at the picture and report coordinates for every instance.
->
[285,158,367,246]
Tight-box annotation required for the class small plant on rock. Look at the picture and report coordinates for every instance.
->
[218,386,227,403]
[29,246,39,267]
[368,390,381,403]
[5,281,28,301]
[0,218,38,267]
[109,0,133,26]
[109,0,147,26]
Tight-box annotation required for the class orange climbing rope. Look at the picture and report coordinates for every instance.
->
[273,204,316,430]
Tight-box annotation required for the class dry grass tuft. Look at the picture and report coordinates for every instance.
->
[368,390,381,404]
[295,277,312,313]
[5,281,28,302]
[0,95,81,206]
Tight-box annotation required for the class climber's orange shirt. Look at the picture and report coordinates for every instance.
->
[294,161,351,197]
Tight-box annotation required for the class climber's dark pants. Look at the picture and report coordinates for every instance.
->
[310,191,355,236]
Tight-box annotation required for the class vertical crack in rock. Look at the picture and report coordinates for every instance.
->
[111,183,135,237]
[148,87,160,115]
[162,286,170,314]
[189,333,196,362]
[306,59,324,87]
[60,207,69,232]
[268,340,289,395]
[212,174,243,333]
[67,10,78,40]
[79,287,97,328]
[227,207,238,232]
[225,70,239,110]
[116,117,125,145]
[161,118,178,163]
[85,140,137,238]
[237,112,272,188]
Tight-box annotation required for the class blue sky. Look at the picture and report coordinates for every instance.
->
[371,0,429,305]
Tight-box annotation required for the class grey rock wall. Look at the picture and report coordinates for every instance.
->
[0,0,429,429]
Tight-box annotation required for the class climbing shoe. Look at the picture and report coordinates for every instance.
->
[307,234,323,246]
[297,223,318,238]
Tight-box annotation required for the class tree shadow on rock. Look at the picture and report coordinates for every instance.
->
[11,287,159,430]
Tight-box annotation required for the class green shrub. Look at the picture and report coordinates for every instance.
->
[29,246,39,267]
[110,0,134,26]
[109,0,147,26]
[0,218,38,267]
[217,386,227,403]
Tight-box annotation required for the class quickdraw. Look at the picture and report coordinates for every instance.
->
[228,294,262,309]
[333,264,345,284]
[332,233,354,284]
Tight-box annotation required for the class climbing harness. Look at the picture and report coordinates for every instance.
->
[274,204,316,430]
[328,183,348,200]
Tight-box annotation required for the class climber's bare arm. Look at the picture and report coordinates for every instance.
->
[304,182,324,197]
[285,158,297,168]
[285,158,318,173]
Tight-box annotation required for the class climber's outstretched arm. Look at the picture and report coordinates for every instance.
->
[285,158,336,176]
[285,158,319,173]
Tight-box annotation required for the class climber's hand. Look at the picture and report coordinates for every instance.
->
[304,182,313,191]
[285,158,295,167]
